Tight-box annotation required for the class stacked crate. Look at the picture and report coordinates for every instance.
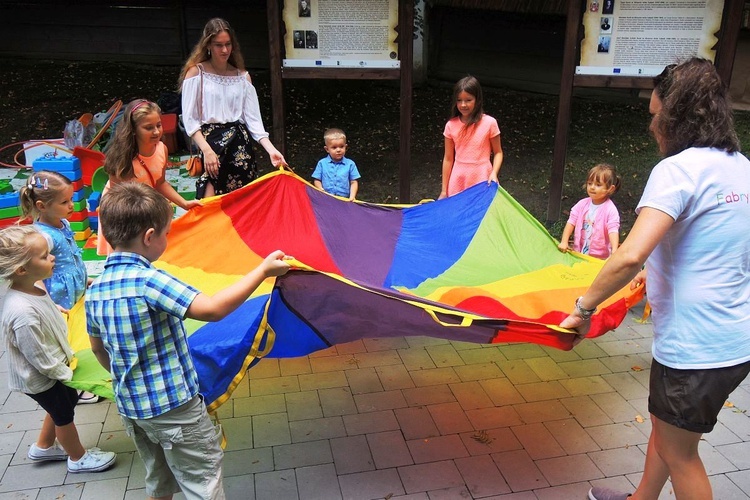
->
[0,190,24,228]
[83,191,103,260]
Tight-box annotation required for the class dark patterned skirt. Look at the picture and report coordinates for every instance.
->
[195,121,258,199]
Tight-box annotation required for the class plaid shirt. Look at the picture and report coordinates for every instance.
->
[85,252,200,419]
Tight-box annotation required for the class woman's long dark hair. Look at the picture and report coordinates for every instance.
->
[652,58,740,157]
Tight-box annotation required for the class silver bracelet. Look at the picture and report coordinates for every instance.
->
[575,296,597,321]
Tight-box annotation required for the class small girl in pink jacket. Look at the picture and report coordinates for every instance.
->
[558,163,621,259]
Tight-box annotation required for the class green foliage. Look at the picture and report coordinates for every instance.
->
[545,219,568,240]
[736,110,750,150]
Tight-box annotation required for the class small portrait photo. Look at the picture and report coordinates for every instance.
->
[603,0,614,14]
[299,0,311,17]
[600,17,612,34]
[293,30,305,48]
[305,30,318,49]
[598,35,611,53]
[589,1,599,12]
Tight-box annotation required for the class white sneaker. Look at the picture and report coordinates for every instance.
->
[28,443,68,461]
[67,448,116,473]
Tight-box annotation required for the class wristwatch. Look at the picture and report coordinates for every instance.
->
[575,296,597,321]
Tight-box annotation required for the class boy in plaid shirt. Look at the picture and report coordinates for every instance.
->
[86,182,289,500]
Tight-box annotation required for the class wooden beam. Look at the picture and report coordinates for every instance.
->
[547,0,582,224]
[399,0,414,203]
[267,0,286,156]
[177,0,188,60]
[714,0,743,84]
[281,68,400,80]
[573,75,653,89]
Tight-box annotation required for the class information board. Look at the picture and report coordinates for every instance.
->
[576,0,725,76]
[283,0,400,68]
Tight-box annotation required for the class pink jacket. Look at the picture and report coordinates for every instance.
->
[567,197,620,259]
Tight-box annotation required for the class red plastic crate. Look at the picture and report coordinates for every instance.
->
[68,210,88,222]
[0,217,31,228]
[161,113,178,154]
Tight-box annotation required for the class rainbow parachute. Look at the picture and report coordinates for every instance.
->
[68,170,643,411]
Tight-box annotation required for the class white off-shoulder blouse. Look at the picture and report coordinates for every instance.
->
[181,70,270,141]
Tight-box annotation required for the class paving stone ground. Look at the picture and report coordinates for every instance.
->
[2,302,750,499]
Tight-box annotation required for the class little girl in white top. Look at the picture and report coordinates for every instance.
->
[0,225,116,473]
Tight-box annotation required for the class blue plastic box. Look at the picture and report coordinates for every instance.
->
[33,156,82,182]
[87,191,102,212]
[0,192,19,210]
[72,189,87,202]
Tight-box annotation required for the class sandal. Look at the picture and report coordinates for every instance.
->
[77,390,102,404]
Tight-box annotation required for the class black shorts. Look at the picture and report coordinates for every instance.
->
[648,358,750,434]
[26,381,79,426]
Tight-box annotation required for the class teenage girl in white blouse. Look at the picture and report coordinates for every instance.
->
[179,18,286,199]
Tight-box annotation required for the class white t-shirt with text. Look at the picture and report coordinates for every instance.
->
[637,147,750,369]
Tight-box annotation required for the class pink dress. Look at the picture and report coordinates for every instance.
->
[444,114,500,196]
[96,142,168,255]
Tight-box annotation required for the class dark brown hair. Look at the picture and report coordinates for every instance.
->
[449,75,485,130]
[652,58,740,157]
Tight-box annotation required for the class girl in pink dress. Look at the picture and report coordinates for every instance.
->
[439,76,504,199]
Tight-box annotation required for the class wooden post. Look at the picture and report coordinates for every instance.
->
[176,0,189,60]
[715,0,744,83]
[546,0,583,225]
[267,0,286,156]
[399,0,414,203]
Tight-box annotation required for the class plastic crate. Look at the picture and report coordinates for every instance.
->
[33,156,81,177]
[0,206,21,219]
[73,226,92,241]
[161,113,178,154]
[69,219,90,232]
[0,192,19,209]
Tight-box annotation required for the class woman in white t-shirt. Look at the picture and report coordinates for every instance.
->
[179,18,286,199]
[561,58,750,500]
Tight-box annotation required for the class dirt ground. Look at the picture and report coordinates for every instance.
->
[0,58,680,235]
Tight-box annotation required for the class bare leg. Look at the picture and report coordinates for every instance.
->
[631,415,670,500]
[36,414,57,448]
[148,496,173,500]
[55,422,86,461]
[632,415,709,500]
[653,417,709,499]
[204,181,215,198]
